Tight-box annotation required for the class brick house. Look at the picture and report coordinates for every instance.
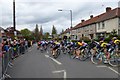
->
[62,7,120,40]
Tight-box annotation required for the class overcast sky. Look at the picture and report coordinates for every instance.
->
[0,0,120,34]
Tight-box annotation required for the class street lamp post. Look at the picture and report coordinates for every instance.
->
[70,10,72,28]
[58,9,73,40]
[58,9,72,28]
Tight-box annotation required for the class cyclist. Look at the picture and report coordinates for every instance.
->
[113,37,120,51]
[40,40,45,50]
[89,39,99,55]
[37,41,41,50]
[99,39,110,63]
[51,40,60,56]
[75,40,87,59]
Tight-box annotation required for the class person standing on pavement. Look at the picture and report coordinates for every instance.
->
[25,40,28,51]
[0,37,3,62]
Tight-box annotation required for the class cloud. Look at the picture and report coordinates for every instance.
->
[1,0,119,33]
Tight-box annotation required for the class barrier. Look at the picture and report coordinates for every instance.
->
[0,53,2,80]
[0,45,28,80]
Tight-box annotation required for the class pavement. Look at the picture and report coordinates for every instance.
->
[6,44,120,78]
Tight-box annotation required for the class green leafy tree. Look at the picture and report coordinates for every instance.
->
[43,32,50,40]
[52,25,57,38]
[40,25,43,40]
[21,28,31,37]
[21,28,32,40]
[62,29,64,33]
[105,29,118,42]
[111,29,117,36]
[34,24,40,41]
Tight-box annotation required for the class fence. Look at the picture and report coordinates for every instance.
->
[0,45,28,80]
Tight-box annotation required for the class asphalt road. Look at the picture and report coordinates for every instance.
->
[7,44,120,78]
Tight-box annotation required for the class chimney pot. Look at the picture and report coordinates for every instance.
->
[106,7,111,12]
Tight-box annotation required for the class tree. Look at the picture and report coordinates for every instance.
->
[34,24,40,41]
[52,25,57,38]
[111,29,117,36]
[62,29,64,33]
[104,29,118,42]
[20,28,32,40]
[43,32,50,40]
[21,28,32,37]
[40,25,43,40]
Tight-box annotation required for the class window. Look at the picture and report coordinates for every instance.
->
[98,23,100,30]
[118,29,120,35]
[102,21,105,29]
[119,18,120,27]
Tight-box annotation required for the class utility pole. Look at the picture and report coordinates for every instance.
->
[13,0,16,31]
[13,0,17,37]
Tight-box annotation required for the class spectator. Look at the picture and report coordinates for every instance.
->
[0,38,3,62]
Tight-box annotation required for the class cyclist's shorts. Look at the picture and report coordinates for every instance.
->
[93,47,97,50]
[79,46,85,50]
[38,44,41,46]
[53,45,59,50]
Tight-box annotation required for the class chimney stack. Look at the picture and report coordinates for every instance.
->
[106,7,111,12]
[81,19,85,22]
[90,15,93,18]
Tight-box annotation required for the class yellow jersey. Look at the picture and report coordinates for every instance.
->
[54,41,60,45]
[101,42,108,48]
[114,39,120,44]
[77,42,83,46]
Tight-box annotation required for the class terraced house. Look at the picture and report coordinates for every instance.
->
[62,7,120,40]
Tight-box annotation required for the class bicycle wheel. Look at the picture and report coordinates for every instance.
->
[64,48,68,54]
[108,53,120,67]
[68,48,74,58]
[79,49,88,61]
[54,49,61,59]
[91,53,102,64]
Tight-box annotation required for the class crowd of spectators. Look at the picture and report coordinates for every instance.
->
[0,37,34,79]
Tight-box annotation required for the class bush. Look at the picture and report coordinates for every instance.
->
[80,37,91,43]
[118,36,120,40]
[104,37,111,43]
[71,40,78,43]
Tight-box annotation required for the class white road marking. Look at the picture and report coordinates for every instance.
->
[29,49,32,52]
[52,70,65,73]
[64,71,67,79]
[96,65,107,68]
[108,67,120,76]
[45,54,62,65]
[52,70,67,78]
[45,54,49,58]
[49,57,62,65]
[96,65,120,76]
[47,51,49,54]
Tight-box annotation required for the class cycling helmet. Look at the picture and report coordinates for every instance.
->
[112,37,117,40]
